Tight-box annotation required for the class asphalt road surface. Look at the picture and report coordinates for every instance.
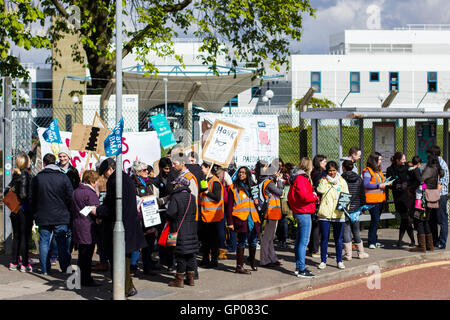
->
[271,259,450,300]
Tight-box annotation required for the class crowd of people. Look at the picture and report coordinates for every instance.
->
[5,143,449,297]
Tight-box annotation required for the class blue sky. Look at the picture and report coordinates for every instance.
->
[13,0,450,64]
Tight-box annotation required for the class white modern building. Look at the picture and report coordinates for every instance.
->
[290,25,450,124]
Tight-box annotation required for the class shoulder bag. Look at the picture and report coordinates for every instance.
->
[159,194,192,247]
[2,185,21,214]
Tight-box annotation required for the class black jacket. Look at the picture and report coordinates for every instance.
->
[166,186,198,255]
[341,171,365,212]
[31,165,73,226]
[97,170,147,254]
[10,170,32,205]
[386,164,410,206]
[62,164,81,190]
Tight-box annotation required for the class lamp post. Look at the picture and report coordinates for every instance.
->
[164,78,168,117]
[265,89,274,112]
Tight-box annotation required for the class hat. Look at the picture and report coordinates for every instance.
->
[58,145,71,158]
[132,160,147,174]
[172,175,190,187]
[98,158,116,176]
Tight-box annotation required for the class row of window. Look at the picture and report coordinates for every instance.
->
[310,71,438,94]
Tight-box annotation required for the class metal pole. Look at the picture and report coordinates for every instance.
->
[359,118,364,175]
[113,0,126,301]
[403,118,408,157]
[164,78,168,117]
[444,118,449,165]
[312,119,318,158]
[338,118,343,163]
[2,77,13,253]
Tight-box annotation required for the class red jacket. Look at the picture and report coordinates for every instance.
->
[288,174,317,214]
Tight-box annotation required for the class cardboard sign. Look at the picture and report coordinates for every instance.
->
[69,123,111,156]
[201,119,244,167]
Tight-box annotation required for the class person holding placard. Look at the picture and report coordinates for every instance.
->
[198,162,224,269]
[363,152,387,249]
[71,170,101,287]
[226,167,261,275]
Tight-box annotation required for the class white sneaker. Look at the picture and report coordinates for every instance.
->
[376,242,384,248]
[369,244,376,249]
[337,262,345,269]
[318,262,326,269]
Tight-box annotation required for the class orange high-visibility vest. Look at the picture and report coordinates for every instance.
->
[262,179,282,220]
[229,184,260,223]
[363,167,386,203]
[183,171,199,220]
[199,176,224,223]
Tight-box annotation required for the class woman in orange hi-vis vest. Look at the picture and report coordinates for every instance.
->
[226,166,260,275]
[198,162,224,269]
[363,152,387,249]
[255,160,284,268]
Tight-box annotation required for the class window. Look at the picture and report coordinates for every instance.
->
[427,72,437,92]
[389,72,399,92]
[370,72,379,82]
[350,72,360,93]
[310,72,321,93]
[226,95,238,108]
[251,87,261,98]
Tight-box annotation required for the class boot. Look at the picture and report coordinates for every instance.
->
[356,242,369,259]
[218,248,228,260]
[343,242,353,261]
[235,248,251,275]
[168,273,185,288]
[185,271,195,286]
[425,234,434,251]
[410,234,426,253]
[248,248,258,271]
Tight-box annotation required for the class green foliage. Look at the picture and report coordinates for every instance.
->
[0,0,51,78]
[40,0,315,86]
[294,96,336,109]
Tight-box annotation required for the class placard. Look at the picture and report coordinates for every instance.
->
[69,123,111,156]
[201,119,244,167]
[151,113,177,150]
[372,122,396,172]
[140,195,161,228]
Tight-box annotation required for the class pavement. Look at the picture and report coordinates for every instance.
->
[0,227,449,300]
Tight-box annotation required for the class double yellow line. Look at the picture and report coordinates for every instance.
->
[280,260,450,300]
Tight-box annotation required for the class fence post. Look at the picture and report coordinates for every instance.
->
[312,118,318,158]
[403,118,408,157]
[359,118,364,175]
[2,77,13,253]
[299,108,308,159]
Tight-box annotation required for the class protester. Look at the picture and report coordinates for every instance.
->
[340,147,361,174]
[427,145,449,249]
[215,165,233,259]
[363,152,387,249]
[316,161,349,270]
[131,160,166,276]
[386,152,415,248]
[309,154,327,258]
[7,154,33,272]
[256,160,284,268]
[277,162,294,249]
[166,176,199,288]
[58,146,80,190]
[71,170,101,287]
[226,166,261,274]
[198,162,224,269]
[410,152,443,252]
[287,157,318,278]
[31,153,73,275]
[171,150,198,201]
[96,158,147,298]
[341,160,369,259]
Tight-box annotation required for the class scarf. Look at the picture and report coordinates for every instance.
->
[326,172,341,185]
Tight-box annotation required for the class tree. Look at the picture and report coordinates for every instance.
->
[0,0,50,79]
[41,0,316,93]
[294,96,336,109]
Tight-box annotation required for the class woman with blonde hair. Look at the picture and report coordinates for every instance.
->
[287,157,318,278]
[7,154,33,272]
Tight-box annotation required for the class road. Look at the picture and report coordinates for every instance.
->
[271,259,450,300]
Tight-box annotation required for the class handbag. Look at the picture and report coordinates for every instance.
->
[425,188,440,209]
[2,186,21,214]
[159,193,192,247]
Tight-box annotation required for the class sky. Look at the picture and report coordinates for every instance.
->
[12,0,450,65]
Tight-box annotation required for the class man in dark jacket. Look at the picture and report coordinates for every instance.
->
[96,158,147,298]
[31,153,73,275]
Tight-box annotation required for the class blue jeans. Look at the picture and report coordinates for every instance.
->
[368,203,383,246]
[438,195,448,247]
[320,220,344,263]
[39,225,70,274]
[227,230,237,252]
[237,229,258,249]
[130,250,140,267]
[277,215,289,243]
[294,214,312,271]
[217,217,226,249]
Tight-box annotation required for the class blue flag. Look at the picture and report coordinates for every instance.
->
[43,119,62,144]
[104,117,124,157]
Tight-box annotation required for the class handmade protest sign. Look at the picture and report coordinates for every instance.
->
[201,119,244,167]
[69,123,111,156]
